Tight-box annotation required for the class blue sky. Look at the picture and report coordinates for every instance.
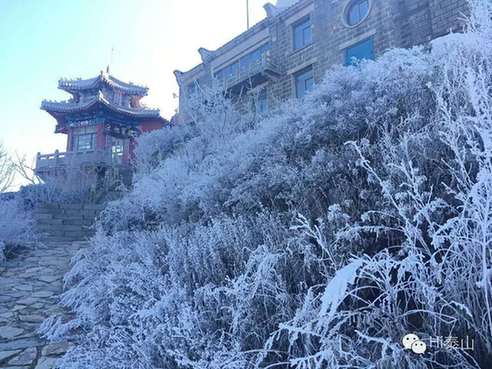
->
[0,0,267,180]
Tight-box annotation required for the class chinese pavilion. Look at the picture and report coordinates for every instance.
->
[36,70,167,189]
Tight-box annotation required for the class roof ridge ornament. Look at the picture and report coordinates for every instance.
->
[198,48,216,64]
[264,3,280,17]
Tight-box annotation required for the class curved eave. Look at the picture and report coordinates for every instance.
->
[41,97,161,119]
[58,74,148,96]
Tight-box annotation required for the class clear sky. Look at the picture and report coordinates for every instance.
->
[0,0,268,183]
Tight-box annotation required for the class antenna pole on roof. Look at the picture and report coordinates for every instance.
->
[246,0,250,29]
[107,47,114,74]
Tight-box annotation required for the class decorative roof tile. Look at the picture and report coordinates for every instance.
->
[41,93,161,119]
[58,71,149,96]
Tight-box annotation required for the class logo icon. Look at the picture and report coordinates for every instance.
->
[402,333,427,354]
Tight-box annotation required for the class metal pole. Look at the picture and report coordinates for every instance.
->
[246,0,250,29]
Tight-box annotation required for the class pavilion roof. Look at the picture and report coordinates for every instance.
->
[41,92,161,119]
[58,71,149,96]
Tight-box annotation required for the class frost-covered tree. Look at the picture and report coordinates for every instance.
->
[0,143,14,193]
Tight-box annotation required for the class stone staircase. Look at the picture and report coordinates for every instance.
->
[33,204,104,242]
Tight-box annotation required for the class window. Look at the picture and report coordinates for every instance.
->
[214,43,271,81]
[293,17,312,50]
[111,139,125,163]
[345,37,374,65]
[253,88,268,114]
[71,126,96,152]
[75,133,95,152]
[295,66,314,98]
[346,0,370,27]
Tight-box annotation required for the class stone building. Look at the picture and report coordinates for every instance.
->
[36,71,167,190]
[173,0,468,124]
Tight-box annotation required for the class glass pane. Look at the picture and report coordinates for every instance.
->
[305,77,314,92]
[359,0,369,16]
[294,18,311,50]
[303,26,312,45]
[294,28,303,50]
[295,67,313,98]
[77,134,94,151]
[345,38,374,65]
[347,0,369,26]
[348,7,359,25]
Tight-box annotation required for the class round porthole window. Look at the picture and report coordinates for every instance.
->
[345,0,370,27]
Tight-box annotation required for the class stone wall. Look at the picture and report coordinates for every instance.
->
[33,203,104,242]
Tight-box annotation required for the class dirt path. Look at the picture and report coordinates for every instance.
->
[0,241,87,369]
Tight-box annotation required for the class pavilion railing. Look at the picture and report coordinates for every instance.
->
[35,149,124,174]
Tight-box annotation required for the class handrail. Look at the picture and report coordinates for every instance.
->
[220,54,280,89]
[35,149,123,171]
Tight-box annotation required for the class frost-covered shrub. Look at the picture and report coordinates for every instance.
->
[0,196,35,261]
[43,1,492,368]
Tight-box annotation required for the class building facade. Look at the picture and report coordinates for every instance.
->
[173,0,468,124]
[36,71,166,189]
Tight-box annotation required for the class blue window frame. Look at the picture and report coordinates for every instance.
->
[346,0,370,26]
[215,43,271,81]
[295,66,314,98]
[293,17,312,50]
[345,37,374,66]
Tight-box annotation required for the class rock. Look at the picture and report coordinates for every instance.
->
[16,297,38,305]
[42,342,70,356]
[33,291,55,298]
[11,305,27,312]
[8,346,37,366]
[0,327,24,339]
[0,337,45,351]
[15,284,34,292]
[19,314,45,323]
[0,295,13,303]
[0,349,21,362]
[35,357,59,369]
[38,275,59,283]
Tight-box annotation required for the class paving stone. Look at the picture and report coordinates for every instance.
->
[11,305,27,312]
[38,275,60,283]
[7,346,37,366]
[35,356,60,369]
[0,349,21,362]
[0,327,24,339]
[0,295,14,303]
[0,238,86,367]
[41,342,70,356]
[16,297,38,305]
[19,314,45,323]
[15,284,34,292]
[0,337,45,351]
[33,291,55,298]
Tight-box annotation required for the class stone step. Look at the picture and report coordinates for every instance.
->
[33,203,104,242]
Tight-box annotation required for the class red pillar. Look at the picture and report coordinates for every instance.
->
[95,124,106,150]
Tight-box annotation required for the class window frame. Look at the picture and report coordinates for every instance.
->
[294,65,314,99]
[344,37,374,66]
[344,0,371,28]
[75,133,96,152]
[214,42,271,82]
[292,16,313,51]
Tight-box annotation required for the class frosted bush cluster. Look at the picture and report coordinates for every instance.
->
[0,196,35,262]
[42,2,492,368]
